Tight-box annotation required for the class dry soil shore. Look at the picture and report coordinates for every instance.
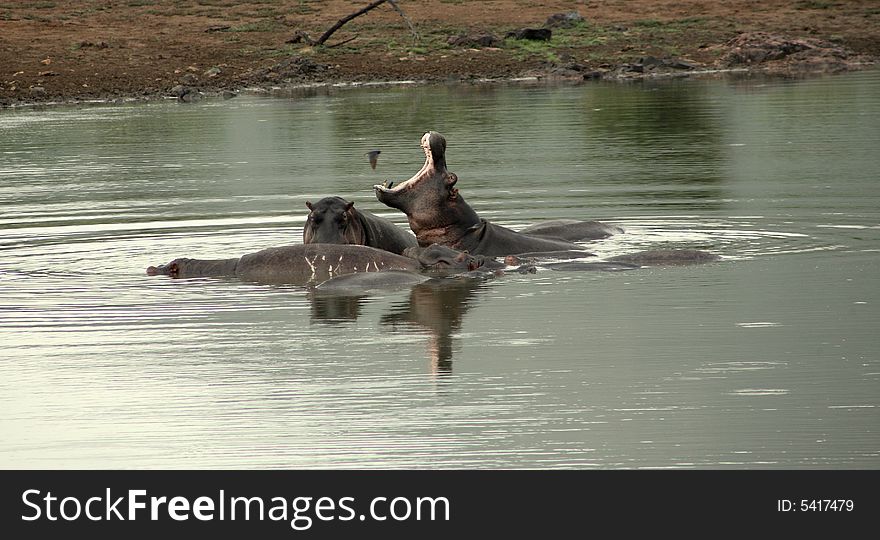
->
[1,0,878,107]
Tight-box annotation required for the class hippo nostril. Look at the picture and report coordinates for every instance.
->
[146,266,158,276]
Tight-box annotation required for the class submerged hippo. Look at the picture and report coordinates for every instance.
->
[403,243,505,273]
[373,131,619,256]
[146,244,420,285]
[303,196,417,255]
[314,269,431,293]
[607,249,721,266]
[519,219,623,242]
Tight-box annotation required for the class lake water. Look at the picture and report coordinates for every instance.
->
[1,71,878,469]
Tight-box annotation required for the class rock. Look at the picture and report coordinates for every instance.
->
[668,59,698,70]
[720,32,866,73]
[179,73,199,85]
[447,32,502,48]
[634,56,699,71]
[722,33,812,66]
[253,56,330,83]
[723,32,822,66]
[180,91,203,103]
[637,55,665,67]
[203,66,221,78]
[29,86,46,96]
[285,30,313,44]
[548,65,582,78]
[582,70,603,80]
[79,40,108,49]
[170,85,201,102]
[506,28,552,41]
[545,11,584,29]
[221,90,237,100]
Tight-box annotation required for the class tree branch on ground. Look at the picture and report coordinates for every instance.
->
[290,0,419,47]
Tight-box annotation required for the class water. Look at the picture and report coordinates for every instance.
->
[1,71,878,469]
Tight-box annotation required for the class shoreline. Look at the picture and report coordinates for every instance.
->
[4,62,875,111]
[2,1,877,109]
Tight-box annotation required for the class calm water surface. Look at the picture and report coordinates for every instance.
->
[1,71,878,468]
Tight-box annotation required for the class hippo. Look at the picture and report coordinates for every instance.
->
[403,243,505,274]
[544,261,641,272]
[373,131,620,256]
[313,244,507,294]
[303,196,417,255]
[314,269,431,293]
[607,249,721,266]
[146,244,420,285]
[519,219,623,242]
[508,248,719,271]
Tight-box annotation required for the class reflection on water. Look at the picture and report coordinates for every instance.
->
[381,278,488,376]
[1,71,879,469]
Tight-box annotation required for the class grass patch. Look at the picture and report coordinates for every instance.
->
[505,38,561,63]
[253,44,301,58]
[293,1,317,15]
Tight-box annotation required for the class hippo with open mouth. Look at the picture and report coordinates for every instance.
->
[373,131,622,257]
[303,196,417,255]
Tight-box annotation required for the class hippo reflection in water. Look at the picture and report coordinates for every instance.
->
[373,131,623,256]
[303,196,417,255]
[381,277,486,376]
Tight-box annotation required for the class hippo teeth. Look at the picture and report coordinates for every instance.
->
[385,180,394,189]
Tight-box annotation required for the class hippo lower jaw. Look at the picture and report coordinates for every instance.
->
[373,164,425,204]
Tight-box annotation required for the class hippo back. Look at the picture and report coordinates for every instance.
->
[236,244,420,284]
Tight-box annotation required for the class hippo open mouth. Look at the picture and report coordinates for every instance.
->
[374,131,451,202]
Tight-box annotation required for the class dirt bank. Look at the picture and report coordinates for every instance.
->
[1,0,878,107]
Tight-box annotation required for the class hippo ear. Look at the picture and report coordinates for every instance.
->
[306,201,314,211]
[345,201,355,212]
